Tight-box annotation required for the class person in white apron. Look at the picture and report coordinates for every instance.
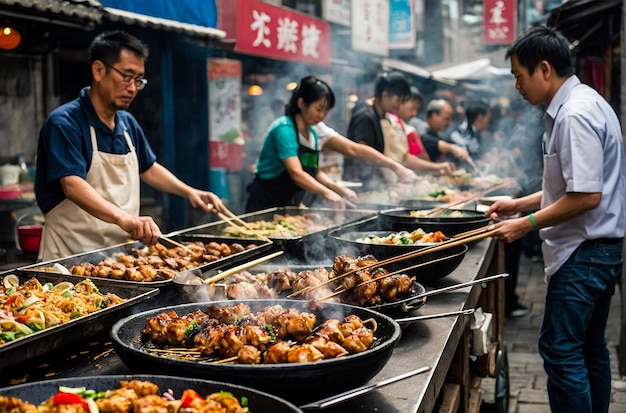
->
[342,71,412,189]
[36,31,224,261]
[40,127,140,260]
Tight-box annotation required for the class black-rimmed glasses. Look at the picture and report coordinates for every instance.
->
[108,65,148,90]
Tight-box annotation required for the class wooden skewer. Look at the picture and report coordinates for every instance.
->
[218,211,272,243]
[202,250,284,284]
[449,223,495,240]
[289,225,498,298]
[149,348,202,355]
[160,236,195,254]
[214,355,239,364]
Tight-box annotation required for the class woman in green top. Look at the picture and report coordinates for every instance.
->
[245,76,357,212]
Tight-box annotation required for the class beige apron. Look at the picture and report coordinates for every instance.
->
[40,126,140,260]
[380,118,408,184]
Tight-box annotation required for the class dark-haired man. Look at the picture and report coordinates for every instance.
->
[419,99,473,165]
[342,71,412,188]
[36,31,224,260]
[486,26,625,413]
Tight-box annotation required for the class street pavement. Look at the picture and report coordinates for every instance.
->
[481,253,626,413]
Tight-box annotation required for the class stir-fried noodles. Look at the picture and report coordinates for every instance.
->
[0,275,126,344]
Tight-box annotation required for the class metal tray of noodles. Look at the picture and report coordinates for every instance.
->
[110,299,401,404]
[0,271,158,369]
[0,375,303,413]
[17,236,274,288]
[169,206,377,260]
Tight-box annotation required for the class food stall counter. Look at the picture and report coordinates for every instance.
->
[0,238,500,413]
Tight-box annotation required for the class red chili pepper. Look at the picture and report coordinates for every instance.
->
[4,296,18,306]
[180,389,203,408]
[52,392,89,412]
[15,315,30,323]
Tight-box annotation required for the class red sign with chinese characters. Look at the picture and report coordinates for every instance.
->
[233,0,331,66]
[483,0,516,45]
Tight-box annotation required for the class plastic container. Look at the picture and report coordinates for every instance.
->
[209,168,229,200]
[16,224,43,253]
[14,207,44,254]
[0,164,20,186]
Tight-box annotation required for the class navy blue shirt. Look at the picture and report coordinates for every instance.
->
[35,87,156,214]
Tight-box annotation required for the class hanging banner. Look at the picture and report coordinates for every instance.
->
[234,0,331,66]
[351,0,389,56]
[208,58,243,170]
[389,0,415,49]
[322,0,351,27]
[483,0,516,45]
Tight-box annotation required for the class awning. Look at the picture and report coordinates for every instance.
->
[103,7,226,40]
[428,58,513,81]
[381,58,457,85]
[546,0,621,51]
[0,0,102,29]
[424,58,512,83]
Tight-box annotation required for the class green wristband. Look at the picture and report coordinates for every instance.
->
[529,213,539,231]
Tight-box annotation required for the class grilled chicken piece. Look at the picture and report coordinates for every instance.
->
[141,311,178,344]
[267,268,297,293]
[264,340,293,364]
[205,303,252,325]
[226,281,275,299]
[342,326,376,354]
[306,335,349,358]
[0,396,38,413]
[238,344,262,364]
[287,343,324,363]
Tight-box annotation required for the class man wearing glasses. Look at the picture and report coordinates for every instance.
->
[35,31,224,260]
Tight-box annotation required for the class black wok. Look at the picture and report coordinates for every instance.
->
[0,375,302,413]
[329,229,468,282]
[378,208,491,236]
[175,263,428,317]
[110,299,401,404]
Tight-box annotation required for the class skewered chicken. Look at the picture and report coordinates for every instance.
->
[141,304,377,365]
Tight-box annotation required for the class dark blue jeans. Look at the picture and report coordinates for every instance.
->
[539,239,623,413]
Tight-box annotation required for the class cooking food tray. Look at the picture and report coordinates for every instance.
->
[0,375,303,413]
[110,299,401,404]
[17,236,274,288]
[0,271,158,369]
[200,262,429,317]
[169,207,377,260]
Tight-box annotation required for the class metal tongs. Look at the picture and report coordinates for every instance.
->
[299,366,431,410]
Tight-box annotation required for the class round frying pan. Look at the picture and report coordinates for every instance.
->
[110,299,402,405]
[0,375,302,413]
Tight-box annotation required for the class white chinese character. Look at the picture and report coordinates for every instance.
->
[488,26,509,40]
[251,9,271,48]
[489,1,508,25]
[216,142,228,159]
[301,23,321,58]
[277,17,299,53]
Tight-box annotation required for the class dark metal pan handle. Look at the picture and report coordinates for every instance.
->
[299,366,431,410]
[416,272,509,300]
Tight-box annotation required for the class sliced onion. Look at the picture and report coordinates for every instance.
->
[53,281,74,293]
[21,295,40,308]
[45,311,61,326]
[2,274,19,289]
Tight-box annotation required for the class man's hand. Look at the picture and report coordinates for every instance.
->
[116,214,161,246]
[394,164,418,183]
[188,190,225,214]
